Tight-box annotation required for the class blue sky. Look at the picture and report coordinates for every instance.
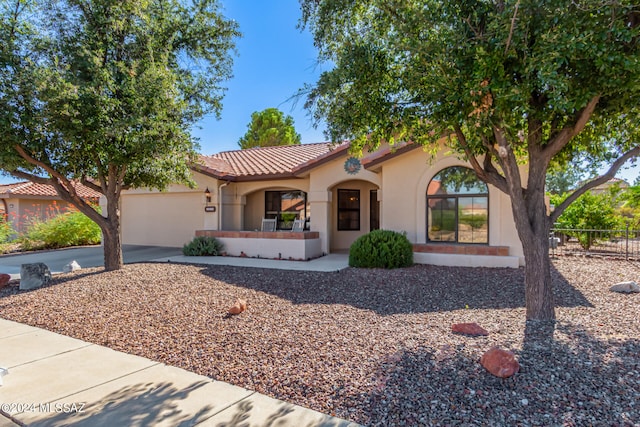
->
[192,0,329,154]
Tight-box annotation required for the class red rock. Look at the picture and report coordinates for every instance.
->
[451,322,489,336]
[228,298,247,315]
[0,273,10,289]
[480,347,520,378]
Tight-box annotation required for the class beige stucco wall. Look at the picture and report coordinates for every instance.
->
[118,143,525,264]
[377,146,524,263]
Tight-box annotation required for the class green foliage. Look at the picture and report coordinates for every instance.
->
[0,217,14,244]
[238,108,302,149]
[551,191,623,250]
[19,210,102,250]
[302,0,640,319]
[618,185,640,228]
[349,229,413,269]
[182,236,224,256]
[0,0,239,269]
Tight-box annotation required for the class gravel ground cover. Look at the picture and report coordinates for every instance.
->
[1,257,639,426]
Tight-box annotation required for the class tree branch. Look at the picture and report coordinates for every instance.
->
[14,144,92,211]
[504,0,520,55]
[551,146,640,223]
[454,125,508,193]
[544,95,601,158]
[6,170,51,185]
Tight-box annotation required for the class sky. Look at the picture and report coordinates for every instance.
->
[191,0,329,154]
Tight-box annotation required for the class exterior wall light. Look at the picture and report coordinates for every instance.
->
[204,187,212,204]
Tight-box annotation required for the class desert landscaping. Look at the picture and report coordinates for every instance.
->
[0,257,638,426]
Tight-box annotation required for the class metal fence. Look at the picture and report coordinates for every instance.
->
[550,226,640,260]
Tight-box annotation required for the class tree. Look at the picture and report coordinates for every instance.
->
[551,191,622,250]
[300,0,640,321]
[238,108,301,149]
[0,0,239,270]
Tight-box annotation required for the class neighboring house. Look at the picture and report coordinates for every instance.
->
[120,140,525,267]
[0,181,101,233]
[588,177,630,195]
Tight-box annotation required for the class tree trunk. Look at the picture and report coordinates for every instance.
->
[101,220,123,271]
[506,153,556,321]
[101,191,123,271]
[521,230,555,321]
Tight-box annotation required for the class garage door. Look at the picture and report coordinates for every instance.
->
[121,192,204,247]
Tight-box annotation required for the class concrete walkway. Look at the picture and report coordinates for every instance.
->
[158,253,350,272]
[0,253,356,426]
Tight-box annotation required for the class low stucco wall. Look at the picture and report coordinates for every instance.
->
[196,230,322,260]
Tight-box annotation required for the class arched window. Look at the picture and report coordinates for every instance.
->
[427,166,488,244]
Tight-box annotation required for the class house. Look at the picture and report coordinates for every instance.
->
[588,177,630,195]
[0,181,101,233]
[119,139,525,268]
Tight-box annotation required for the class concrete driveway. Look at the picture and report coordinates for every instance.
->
[0,245,183,279]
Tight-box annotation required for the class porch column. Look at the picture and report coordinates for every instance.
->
[309,190,332,255]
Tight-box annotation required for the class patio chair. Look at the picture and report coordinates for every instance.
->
[291,219,305,232]
[261,218,276,232]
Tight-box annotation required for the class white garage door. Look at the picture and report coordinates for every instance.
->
[121,192,204,247]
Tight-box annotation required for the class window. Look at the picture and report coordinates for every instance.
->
[337,189,360,231]
[265,191,308,230]
[427,167,488,243]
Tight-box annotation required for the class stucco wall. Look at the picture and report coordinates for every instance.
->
[376,146,524,264]
[3,198,75,233]
[117,144,525,264]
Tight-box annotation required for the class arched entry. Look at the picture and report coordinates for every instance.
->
[329,179,380,252]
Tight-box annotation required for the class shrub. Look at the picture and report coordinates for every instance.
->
[0,218,14,244]
[183,236,224,256]
[349,229,413,269]
[20,210,102,250]
[551,191,624,250]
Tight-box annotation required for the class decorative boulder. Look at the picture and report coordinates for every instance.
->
[451,322,489,336]
[63,260,81,273]
[19,263,52,291]
[609,281,640,294]
[0,273,11,290]
[228,298,247,315]
[480,347,520,378]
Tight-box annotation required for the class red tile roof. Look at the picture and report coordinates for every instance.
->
[195,141,424,181]
[197,142,350,181]
[0,181,102,199]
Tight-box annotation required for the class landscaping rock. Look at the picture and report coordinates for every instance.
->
[63,260,81,273]
[228,298,247,315]
[0,273,10,289]
[451,322,489,336]
[609,281,640,294]
[19,263,52,290]
[480,347,520,378]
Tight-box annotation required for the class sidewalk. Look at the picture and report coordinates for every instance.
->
[156,253,350,272]
[0,318,358,426]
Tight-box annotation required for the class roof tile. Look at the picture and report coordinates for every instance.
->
[199,142,347,180]
[0,181,101,199]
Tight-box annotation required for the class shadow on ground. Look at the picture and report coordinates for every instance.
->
[29,381,213,427]
[198,263,593,315]
[362,320,639,426]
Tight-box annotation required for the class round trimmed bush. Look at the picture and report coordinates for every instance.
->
[348,229,413,269]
